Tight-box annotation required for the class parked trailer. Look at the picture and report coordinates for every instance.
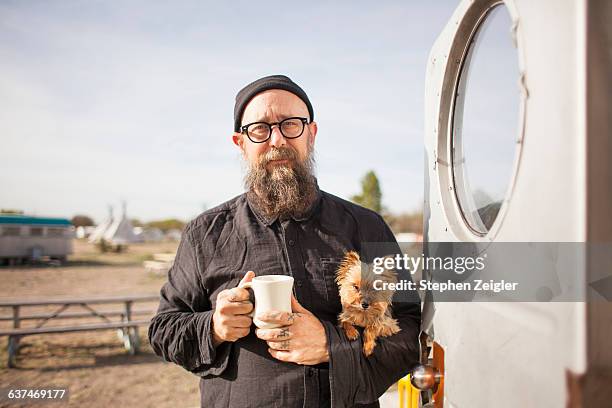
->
[411,0,612,407]
[0,215,73,264]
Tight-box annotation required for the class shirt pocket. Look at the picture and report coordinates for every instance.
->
[318,257,343,309]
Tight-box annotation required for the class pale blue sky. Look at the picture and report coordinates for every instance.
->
[1,0,462,223]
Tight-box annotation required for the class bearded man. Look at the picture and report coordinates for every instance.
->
[148,75,421,408]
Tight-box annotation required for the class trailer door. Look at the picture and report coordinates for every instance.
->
[422,0,594,406]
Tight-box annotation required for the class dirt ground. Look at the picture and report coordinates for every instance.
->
[0,240,202,408]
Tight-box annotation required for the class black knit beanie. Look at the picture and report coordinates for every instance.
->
[233,75,314,132]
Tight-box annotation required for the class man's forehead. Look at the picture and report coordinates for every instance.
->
[241,89,309,123]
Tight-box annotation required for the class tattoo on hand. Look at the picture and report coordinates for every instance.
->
[278,328,290,339]
[287,313,301,323]
[280,340,290,350]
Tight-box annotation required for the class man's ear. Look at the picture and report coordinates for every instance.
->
[308,121,318,146]
[232,132,244,149]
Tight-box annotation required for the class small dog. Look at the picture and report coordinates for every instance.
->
[335,251,400,356]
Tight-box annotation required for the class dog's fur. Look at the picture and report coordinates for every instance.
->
[335,251,400,356]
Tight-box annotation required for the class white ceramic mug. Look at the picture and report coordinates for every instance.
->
[239,275,294,329]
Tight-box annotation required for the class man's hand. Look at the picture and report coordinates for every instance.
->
[255,295,329,365]
[211,271,255,347]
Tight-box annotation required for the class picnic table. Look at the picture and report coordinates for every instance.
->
[143,253,175,275]
[0,294,159,368]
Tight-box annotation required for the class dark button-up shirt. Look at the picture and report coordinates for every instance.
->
[148,189,421,408]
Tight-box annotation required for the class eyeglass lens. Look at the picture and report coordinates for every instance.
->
[246,118,305,142]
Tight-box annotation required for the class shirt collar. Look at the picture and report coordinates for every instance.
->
[246,184,322,227]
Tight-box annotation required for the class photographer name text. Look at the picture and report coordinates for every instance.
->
[374,279,518,293]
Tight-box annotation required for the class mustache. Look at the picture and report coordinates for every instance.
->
[257,147,299,167]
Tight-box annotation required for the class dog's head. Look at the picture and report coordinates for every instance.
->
[335,251,397,318]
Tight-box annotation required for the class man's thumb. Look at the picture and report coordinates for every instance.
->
[291,294,307,313]
[239,271,255,286]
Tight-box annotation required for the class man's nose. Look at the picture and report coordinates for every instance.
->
[269,125,286,148]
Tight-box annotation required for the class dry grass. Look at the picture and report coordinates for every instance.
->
[69,239,179,266]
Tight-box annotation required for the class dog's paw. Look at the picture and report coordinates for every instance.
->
[363,339,376,356]
[342,322,360,340]
[379,318,401,337]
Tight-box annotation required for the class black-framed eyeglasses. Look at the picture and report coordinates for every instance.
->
[240,117,309,143]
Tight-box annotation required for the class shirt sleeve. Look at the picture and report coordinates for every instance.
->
[147,223,232,377]
[323,214,422,407]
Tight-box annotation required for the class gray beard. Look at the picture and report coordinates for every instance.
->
[244,144,318,221]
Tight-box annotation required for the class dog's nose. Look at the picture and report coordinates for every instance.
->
[361,301,369,309]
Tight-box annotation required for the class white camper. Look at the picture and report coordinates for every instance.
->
[416,0,612,407]
[0,215,73,264]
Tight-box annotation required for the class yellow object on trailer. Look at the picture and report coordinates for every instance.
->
[397,374,419,408]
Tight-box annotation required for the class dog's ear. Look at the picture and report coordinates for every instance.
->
[378,255,398,284]
[344,251,360,265]
[336,251,360,283]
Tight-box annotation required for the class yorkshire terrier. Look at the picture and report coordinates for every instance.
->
[335,251,401,356]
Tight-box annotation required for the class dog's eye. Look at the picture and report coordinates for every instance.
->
[353,284,359,291]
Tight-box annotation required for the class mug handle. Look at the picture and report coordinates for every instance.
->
[238,281,255,318]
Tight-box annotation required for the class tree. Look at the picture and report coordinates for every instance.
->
[145,218,186,232]
[351,170,383,213]
[1,209,23,214]
[131,218,143,227]
[71,215,95,227]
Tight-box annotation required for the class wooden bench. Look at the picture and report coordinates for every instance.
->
[152,253,175,263]
[144,253,175,275]
[0,295,159,368]
[143,260,172,275]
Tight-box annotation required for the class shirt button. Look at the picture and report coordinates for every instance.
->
[288,239,295,246]
[296,280,303,288]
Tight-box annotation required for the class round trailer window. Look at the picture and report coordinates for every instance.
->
[451,4,520,235]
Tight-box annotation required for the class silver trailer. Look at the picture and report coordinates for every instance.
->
[418,0,612,407]
[0,215,73,264]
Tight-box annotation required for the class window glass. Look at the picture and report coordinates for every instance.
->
[48,228,64,237]
[452,5,520,235]
[30,227,44,236]
[2,227,21,236]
